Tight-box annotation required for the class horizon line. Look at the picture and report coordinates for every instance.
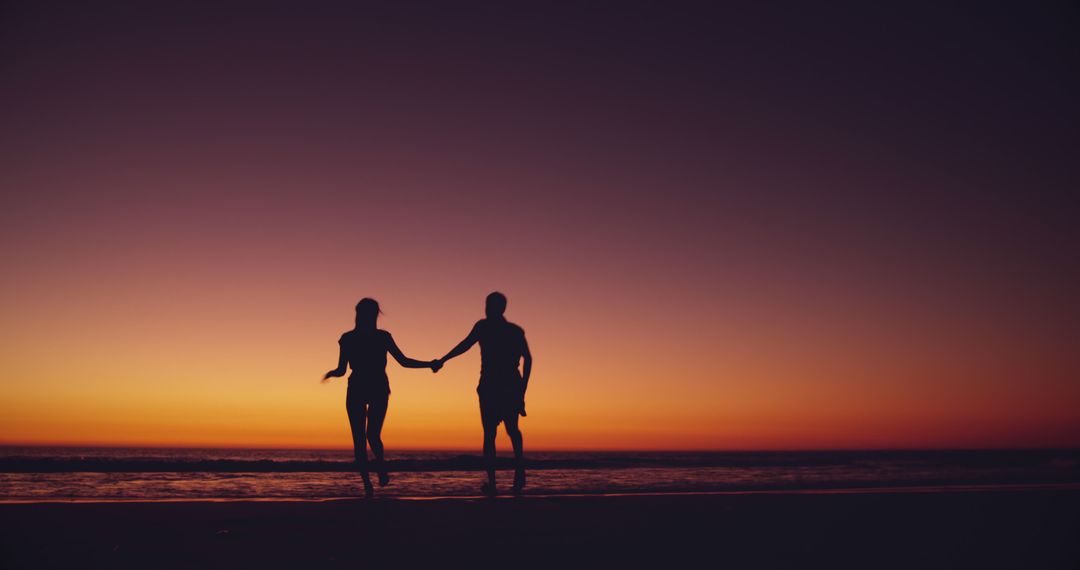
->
[2,442,1078,453]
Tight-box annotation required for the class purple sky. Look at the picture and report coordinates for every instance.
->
[1,2,1078,448]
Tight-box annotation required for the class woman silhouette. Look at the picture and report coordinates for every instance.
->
[323,298,439,497]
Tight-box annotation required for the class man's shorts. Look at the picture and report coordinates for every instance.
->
[477,375,524,426]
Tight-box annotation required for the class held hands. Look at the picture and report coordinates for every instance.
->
[430,359,443,373]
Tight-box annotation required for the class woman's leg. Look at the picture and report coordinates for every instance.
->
[346,393,373,494]
[366,395,390,485]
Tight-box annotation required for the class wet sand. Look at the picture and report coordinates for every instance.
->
[2,489,1078,569]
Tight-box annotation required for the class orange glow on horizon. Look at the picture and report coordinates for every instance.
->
[2,282,1077,451]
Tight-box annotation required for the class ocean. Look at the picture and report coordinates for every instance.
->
[1,447,1077,501]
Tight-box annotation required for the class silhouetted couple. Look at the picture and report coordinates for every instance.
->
[323,292,532,498]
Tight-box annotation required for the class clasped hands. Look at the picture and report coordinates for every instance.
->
[429,359,443,373]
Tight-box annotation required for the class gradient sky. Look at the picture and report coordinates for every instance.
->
[1,2,1078,450]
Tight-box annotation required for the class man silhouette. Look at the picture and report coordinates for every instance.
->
[436,292,532,495]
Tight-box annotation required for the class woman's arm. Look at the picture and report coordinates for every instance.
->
[387,334,437,369]
[322,345,348,382]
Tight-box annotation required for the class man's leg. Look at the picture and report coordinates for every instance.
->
[480,395,499,493]
[505,412,525,490]
[482,421,499,488]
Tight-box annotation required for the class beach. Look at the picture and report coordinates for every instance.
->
[2,488,1078,569]
[3,3,1079,569]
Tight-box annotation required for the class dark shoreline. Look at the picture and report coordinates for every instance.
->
[2,448,1077,472]
[4,482,1080,505]
[3,488,1078,569]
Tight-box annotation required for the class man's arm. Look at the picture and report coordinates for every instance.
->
[438,323,480,365]
[518,334,532,416]
[521,335,532,393]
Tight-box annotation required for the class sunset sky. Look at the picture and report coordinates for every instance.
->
[1,2,1078,450]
